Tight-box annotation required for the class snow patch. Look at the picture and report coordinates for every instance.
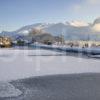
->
[70,20,89,27]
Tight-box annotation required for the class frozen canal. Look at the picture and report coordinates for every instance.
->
[0,48,100,81]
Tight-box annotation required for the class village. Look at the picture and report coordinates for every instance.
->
[0,36,100,48]
[1,35,100,49]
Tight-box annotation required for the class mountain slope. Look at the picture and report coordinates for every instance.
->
[1,17,100,41]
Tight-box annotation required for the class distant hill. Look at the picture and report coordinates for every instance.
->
[1,17,100,41]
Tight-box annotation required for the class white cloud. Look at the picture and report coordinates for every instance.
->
[70,20,89,27]
[92,23,100,32]
[72,0,100,13]
[88,0,100,5]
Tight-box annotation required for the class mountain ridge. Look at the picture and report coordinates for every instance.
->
[0,17,100,40]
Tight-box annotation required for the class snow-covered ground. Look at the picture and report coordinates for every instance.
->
[0,48,100,81]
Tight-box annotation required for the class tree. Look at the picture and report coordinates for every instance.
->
[17,40,25,46]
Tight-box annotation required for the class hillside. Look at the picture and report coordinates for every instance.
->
[1,17,100,41]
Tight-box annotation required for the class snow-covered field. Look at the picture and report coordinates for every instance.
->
[0,48,100,81]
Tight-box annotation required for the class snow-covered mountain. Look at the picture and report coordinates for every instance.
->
[1,17,100,40]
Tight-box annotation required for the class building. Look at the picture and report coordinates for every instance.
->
[65,40,100,48]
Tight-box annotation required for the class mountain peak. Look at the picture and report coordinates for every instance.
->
[1,18,100,41]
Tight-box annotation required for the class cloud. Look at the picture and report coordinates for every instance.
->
[70,20,89,27]
[92,23,100,32]
[87,0,100,5]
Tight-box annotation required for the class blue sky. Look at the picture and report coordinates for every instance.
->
[0,0,100,32]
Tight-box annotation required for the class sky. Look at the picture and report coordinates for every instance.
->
[0,0,100,32]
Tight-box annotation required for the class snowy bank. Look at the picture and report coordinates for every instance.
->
[31,44,100,55]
